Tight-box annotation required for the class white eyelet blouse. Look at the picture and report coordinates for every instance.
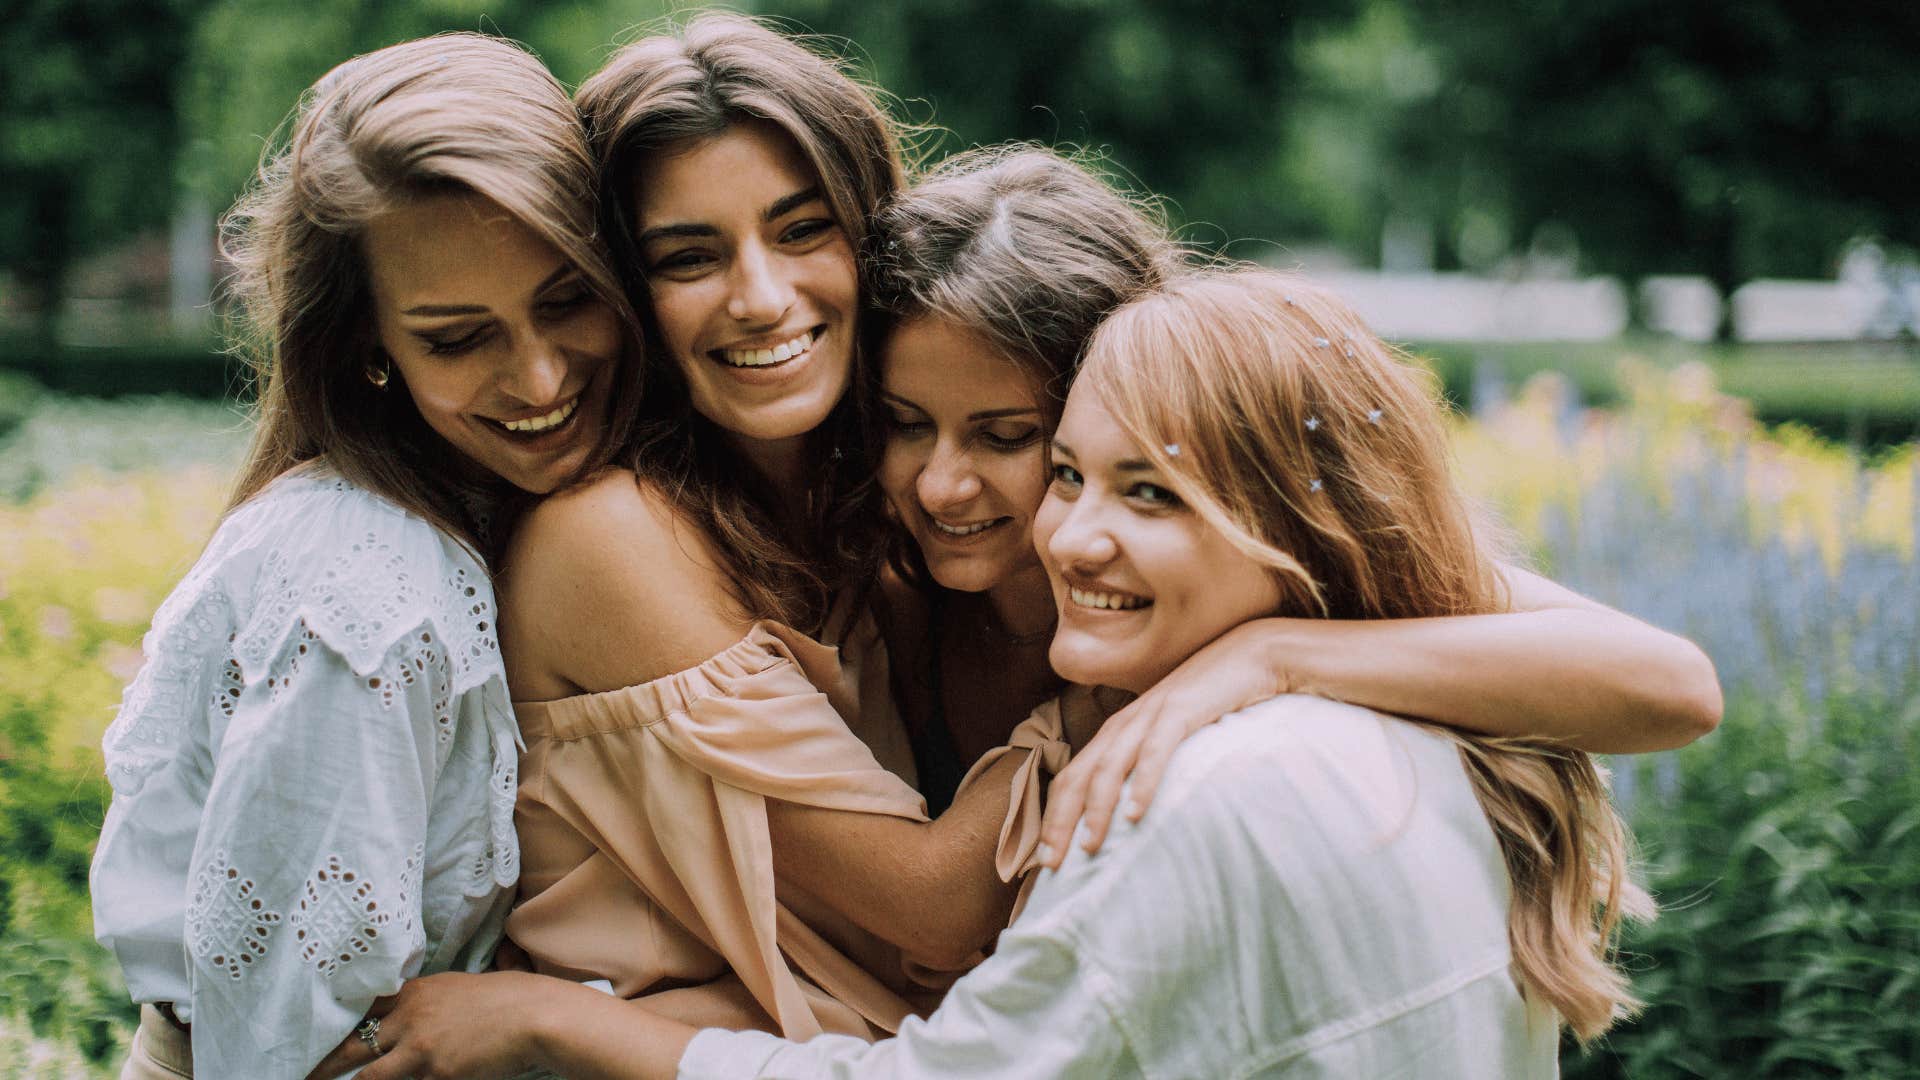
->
[90,466,520,1079]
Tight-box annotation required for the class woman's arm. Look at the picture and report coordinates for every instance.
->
[1281,564,1722,750]
[767,753,1023,969]
[320,973,694,1080]
[1036,563,1721,865]
[189,626,457,1077]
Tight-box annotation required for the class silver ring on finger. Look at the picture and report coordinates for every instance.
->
[356,1015,385,1056]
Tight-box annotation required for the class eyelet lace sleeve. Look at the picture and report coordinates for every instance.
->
[89,470,519,1080]
[182,624,452,1076]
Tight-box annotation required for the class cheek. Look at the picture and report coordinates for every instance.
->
[807,242,859,310]
[1002,452,1052,520]
[877,440,924,509]
[563,305,624,359]
[1031,491,1066,564]
[646,284,710,357]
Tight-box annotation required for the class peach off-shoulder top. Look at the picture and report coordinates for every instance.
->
[507,618,962,1040]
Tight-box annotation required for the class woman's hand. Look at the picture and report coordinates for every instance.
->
[1036,621,1289,869]
[306,972,552,1080]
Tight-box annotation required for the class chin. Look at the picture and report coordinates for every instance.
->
[1048,638,1133,691]
[925,558,1000,595]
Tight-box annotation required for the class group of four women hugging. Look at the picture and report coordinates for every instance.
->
[91,14,1720,1080]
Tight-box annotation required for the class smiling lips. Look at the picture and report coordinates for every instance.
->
[1066,584,1152,611]
[720,328,818,368]
[930,516,1007,538]
[494,397,578,434]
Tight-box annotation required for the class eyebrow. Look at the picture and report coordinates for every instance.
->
[635,186,826,247]
[402,264,575,317]
[883,393,1042,423]
[1049,438,1155,473]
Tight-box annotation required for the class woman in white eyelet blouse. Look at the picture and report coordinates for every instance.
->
[87,33,640,1080]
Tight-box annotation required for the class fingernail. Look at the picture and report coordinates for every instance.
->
[1036,842,1055,866]
[1125,800,1143,819]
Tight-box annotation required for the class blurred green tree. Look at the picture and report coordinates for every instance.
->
[1388,0,1920,336]
[0,0,209,342]
[762,0,1359,247]
[181,0,675,209]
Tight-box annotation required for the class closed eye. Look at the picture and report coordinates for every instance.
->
[982,424,1043,451]
[420,326,490,356]
[886,412,932,436]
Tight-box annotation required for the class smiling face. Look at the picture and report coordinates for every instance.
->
[631,121,858,453]
[364,190,621,494]
[1035,387,1284,694]
[879,315,1054,597]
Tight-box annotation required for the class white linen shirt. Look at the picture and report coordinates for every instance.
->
[90,467,520,1079]
[680,694,1562,1079]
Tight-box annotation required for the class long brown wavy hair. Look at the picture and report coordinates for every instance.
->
[221,34,638,557]
[1078,268,1653,1044]
[575,12,909,630]
[863,145,1185,587]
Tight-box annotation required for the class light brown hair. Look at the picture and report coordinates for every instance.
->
[221,33,638,555]
[1079,267,1652,1043]
[866,145,1182,405]
[575,12,908,629]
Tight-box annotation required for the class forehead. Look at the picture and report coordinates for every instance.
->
[362,191,566,307]
[1055,386,1142,461]
[883,316,1045,412]
[632,121,822,226]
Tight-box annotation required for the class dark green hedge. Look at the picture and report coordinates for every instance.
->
[0,338,246,402]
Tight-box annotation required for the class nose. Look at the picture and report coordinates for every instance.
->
[917,440,983,513]
[500,329,569,405]
[1045,494,1119,569]
[726,241,796,326]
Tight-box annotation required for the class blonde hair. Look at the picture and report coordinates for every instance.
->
[575,11,908,629]
[1079,268,1652,1043]
[221,33,637,555]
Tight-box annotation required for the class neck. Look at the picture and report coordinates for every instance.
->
[987,560,1057,641]
[731,431,812,517]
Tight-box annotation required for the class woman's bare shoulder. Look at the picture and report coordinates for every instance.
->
[497,469,755,694]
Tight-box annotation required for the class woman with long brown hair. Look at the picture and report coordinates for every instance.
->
[88,32,638,1079]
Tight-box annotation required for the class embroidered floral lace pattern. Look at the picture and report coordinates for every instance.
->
[100,473,517,882]
[186,850,284,982]
[292,846,426,979]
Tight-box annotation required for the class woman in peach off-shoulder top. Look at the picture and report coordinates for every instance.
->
[478,16,1041,1045]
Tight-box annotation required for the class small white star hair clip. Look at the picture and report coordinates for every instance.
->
[1312,336,1332,348]
[1309,478,1324,493]
[1305,416,1322,432]
[1366,408,1384,425]
[1284,293,1298,306]
[1164,443,1181,457]
[1344,345,1358,359]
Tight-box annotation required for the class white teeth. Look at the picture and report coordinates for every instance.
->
[931,518,997,537]
[1068,586,1150,611]
[501,399,577,433]
[724,330,815,368]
